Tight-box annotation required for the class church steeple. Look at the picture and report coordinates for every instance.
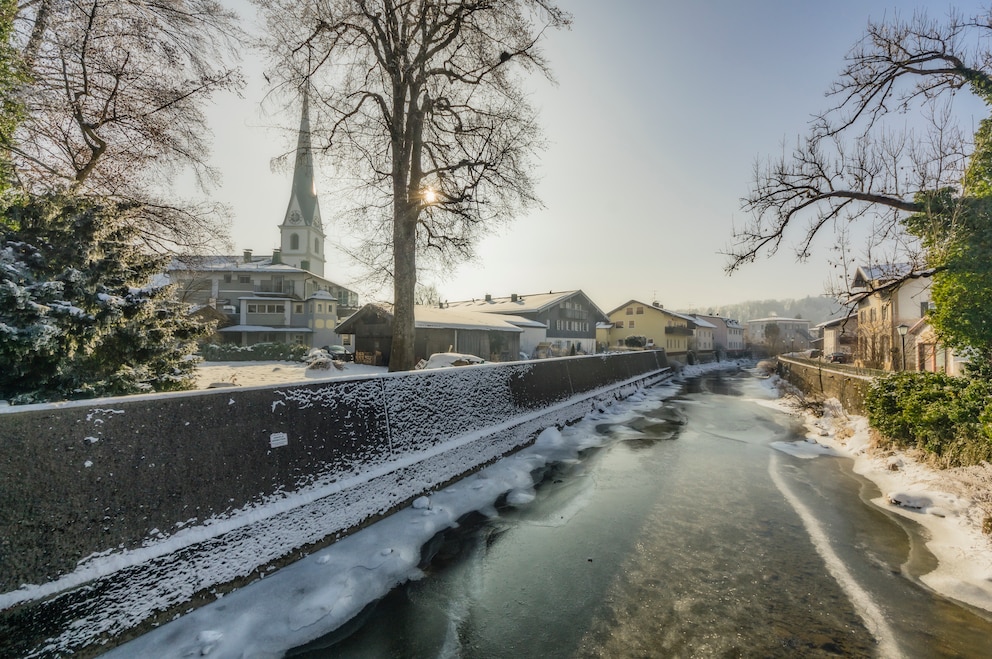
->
[280,89,326,276]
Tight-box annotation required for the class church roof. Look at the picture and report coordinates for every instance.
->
[283,90,322,232]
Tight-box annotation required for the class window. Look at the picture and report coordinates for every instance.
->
[615,320,624,329]
[223,274,231,283]
[343,335,351,346]
[628,321,635,328]
[294,303,303,314]
[317,303,323,313]
[626,307,633,315]
[315,238,320,252]
[636,306,644,314]
[238,275,250,284]
[290,233,300,250]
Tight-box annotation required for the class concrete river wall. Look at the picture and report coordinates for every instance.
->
[0,351,669,657]
[776,355,875,415]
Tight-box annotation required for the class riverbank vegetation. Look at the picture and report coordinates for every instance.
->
[864,372,992,467]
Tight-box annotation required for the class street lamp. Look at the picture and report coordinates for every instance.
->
[897,324,909,371]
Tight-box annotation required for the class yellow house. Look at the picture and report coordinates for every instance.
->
[605,300,694,358]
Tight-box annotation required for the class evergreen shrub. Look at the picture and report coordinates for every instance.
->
[864,371,992,464]
[200,342,308,362]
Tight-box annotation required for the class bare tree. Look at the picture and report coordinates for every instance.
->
[253,0,570,371]
[731,8,992,295]
[9,0,244,251]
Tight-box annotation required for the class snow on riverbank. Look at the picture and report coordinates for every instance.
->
[763,375,992,615]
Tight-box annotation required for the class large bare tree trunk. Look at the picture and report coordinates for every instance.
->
[391,202,418,371]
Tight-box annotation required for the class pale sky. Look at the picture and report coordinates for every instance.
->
[198,0,987,314]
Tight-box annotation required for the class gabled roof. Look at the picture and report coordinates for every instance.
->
[166,256,355,293]
[308,290,338,301]
[815,314,857,330]
[686,315,717,329]
[447,290,607,320]
[607,300,693,325]
[747,316,809,324]
[168,255,303,273]
[695,314,743,329]
[851,263,918,289]
[335,303,525,334]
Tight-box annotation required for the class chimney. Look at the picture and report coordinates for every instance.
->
[485,294,492,302]
[511,293,518,302]
[272,248,282,265]
[653,301,662,308]
[243,249,253,263]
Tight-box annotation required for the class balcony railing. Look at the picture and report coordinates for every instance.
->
[665,325,693,336]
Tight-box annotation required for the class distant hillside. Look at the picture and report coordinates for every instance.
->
[683,296,846,325]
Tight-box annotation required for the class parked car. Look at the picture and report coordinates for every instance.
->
[323,345,354,362]
[827,352,851,364]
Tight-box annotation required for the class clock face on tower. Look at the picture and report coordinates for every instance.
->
[288,210,303,224]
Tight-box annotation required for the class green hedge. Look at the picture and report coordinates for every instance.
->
[864,371,992,465]
[199,342,309,362]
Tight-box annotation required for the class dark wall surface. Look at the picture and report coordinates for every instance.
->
[777,356,873,414]
[0,351,668,657]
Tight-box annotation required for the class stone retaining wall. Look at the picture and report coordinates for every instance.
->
[0,351,669,657]
[777,355,874,415]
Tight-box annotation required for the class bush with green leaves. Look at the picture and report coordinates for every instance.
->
[864,371,992,464]
[624,335,647,348]
[200,342,308,362]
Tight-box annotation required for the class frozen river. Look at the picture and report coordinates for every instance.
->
[289,368,992,658]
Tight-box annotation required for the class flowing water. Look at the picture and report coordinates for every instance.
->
[290,368,992,658]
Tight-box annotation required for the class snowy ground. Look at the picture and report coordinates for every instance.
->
[194,359,388,389]
[763,375,992,616]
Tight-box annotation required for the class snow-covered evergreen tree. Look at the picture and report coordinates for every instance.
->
[0,194,213,403]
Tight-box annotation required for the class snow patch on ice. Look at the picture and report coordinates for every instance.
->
[770,392,992,615]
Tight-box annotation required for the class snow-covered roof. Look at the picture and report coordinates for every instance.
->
[747,316,809,324]
[307,290,338,301]
[336,304,525,334]
[169,255,304,274]
[218,325,312,333]
[238,294,295,301]
[815,315,856,330]
[687,315,717,329]
[852,263,913,288]
[447,290,607,319]
[496,314,547,329]
[413,306,524,332]
[694,315,743,329]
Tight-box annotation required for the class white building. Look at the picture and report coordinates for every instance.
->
[168,93,359,348]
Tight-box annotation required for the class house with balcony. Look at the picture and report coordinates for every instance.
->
[685,314,716,359]
[446,290,607,357]
[605,300,695,359]
[166,92,359,349]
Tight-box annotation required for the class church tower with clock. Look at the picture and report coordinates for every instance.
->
[279,91,326,277]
